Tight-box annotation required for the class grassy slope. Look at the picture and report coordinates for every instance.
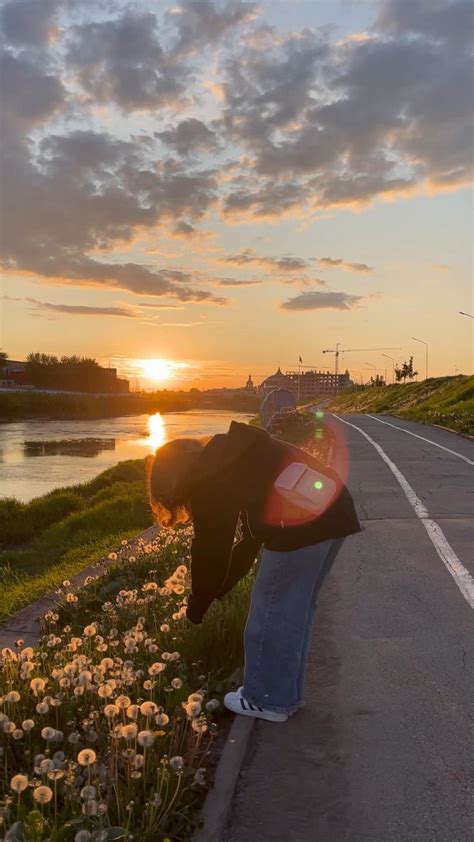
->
[0,459,153,624]
[328,375,474,435]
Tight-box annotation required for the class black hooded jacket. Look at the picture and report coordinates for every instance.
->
[186,420,361,623]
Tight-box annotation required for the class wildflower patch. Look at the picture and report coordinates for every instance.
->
[0,527,252,841]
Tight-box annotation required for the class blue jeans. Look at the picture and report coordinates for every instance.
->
[243,539,344,715]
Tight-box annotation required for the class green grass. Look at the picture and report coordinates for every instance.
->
[0,459,153,625]
[328,375,474,435]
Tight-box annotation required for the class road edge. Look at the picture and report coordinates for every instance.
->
[193,716,254,842]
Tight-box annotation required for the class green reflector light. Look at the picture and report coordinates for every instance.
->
[314,481,323,490]
[316,410,324,418]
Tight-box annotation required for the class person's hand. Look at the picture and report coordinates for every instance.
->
[186,594,204,625]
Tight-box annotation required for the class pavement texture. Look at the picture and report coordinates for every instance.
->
[225,415,474,842]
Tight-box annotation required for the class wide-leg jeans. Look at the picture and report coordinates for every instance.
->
[243,538,344,715]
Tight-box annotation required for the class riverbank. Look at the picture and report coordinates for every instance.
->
[0,389,260,421]
[0,459,151,625]
[328,375,474,435]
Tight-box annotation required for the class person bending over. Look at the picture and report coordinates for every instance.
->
[148,420,361,722]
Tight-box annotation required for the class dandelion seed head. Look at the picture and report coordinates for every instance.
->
[185,701,202,718]
[194,767,206,786]
[137,730,155,747]
[80,784,96,800]
[82,798,99,816]
[140,701,157,716]
[121,723,138,741]
[41,727,57,742]
[77,749,97,767]
[5,690,20,703]
[148,662,165,676]
[10,774,28,793]
[33,785,53,804]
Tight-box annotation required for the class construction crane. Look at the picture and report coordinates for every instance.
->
[322,343,402,378]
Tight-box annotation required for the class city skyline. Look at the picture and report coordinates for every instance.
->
[1,0,472,388]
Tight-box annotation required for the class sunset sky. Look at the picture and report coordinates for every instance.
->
[1,0,472,389]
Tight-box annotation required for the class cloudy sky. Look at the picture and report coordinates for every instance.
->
[0,0,472,388]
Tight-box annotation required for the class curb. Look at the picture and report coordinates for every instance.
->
[0,525,160,649]
[430,423,474,441]
[193,716,255,842]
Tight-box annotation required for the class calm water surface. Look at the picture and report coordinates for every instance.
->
[0,411,253,502]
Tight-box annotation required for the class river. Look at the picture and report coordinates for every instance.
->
[0,410,253,502]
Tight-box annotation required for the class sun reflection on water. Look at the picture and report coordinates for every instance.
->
[145,413,167,452]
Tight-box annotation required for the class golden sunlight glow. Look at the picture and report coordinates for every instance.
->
[140,359,174,382]
[147,413,167,452]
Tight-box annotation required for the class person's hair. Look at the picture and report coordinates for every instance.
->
[147,437,209,528]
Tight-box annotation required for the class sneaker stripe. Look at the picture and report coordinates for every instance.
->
[240,698,246,711]
[248,702,255,711]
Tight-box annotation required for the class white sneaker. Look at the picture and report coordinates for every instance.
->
[224,688,288,722]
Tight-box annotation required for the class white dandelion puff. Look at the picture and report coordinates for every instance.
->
[10,774,28,793]
[33,785,53,804]
[77,749,97,767]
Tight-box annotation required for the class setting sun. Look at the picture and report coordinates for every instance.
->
[140,359,173,382]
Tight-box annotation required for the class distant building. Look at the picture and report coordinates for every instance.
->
[245,374,257,393]
[2,359,129,393]
[285,368,351,398]
[259,367,296,395]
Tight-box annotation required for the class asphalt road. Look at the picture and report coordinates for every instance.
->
[226,414,474,842]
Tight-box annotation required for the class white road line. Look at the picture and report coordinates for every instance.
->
[366,415,474,466]
[334,414,474,610]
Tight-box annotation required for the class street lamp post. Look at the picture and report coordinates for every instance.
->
[382,353,397,384]
[411,337,429,380]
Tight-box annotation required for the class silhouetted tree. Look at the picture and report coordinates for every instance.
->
[395,357,418,383]
[370,374,386,387]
